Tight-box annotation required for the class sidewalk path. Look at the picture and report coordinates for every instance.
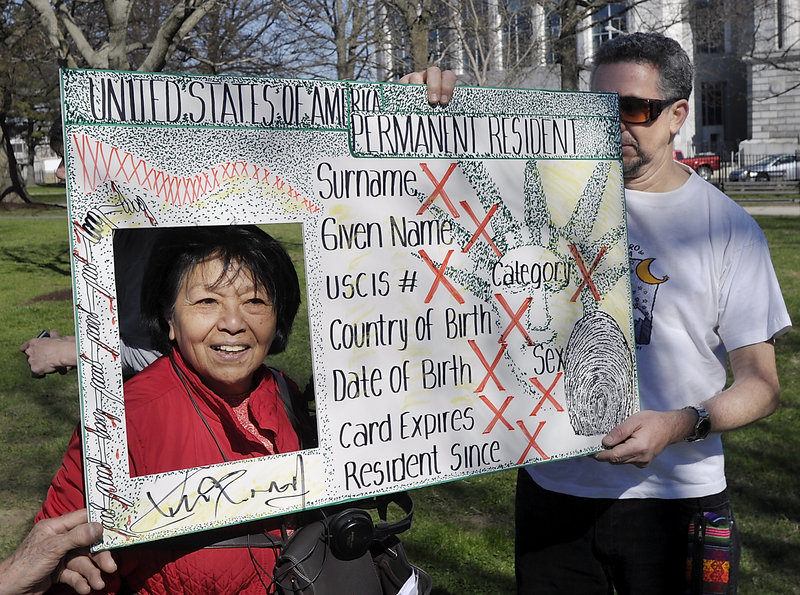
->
[742,203,800,216]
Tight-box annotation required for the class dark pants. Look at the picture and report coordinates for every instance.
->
[514,469,739,595]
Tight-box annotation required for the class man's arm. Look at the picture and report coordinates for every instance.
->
[705,340,781,430]
[594,340,780,467]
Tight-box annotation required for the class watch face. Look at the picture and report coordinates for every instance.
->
[696,415,711,439]
[686,406,711,441]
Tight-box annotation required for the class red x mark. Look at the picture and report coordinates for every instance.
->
[419,249,465,304]
[529,373,564,415]
[516,420,549,463]
[479,395,515,434]
[569,244,607,302]
[460,201,502,257]
[417,163,460,217]
[495,294,535,346]
[468,340,506,392]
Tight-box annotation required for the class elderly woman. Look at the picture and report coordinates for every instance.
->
[35,225,312,594]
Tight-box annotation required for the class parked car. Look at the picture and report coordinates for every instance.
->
[728,153,800,181]
[672,150,719,180]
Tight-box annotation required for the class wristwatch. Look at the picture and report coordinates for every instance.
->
[684,406,711,442]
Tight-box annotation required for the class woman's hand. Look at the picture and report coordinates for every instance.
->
[399,66,456,106]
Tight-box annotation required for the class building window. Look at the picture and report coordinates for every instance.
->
[592,4,628,52]
[701,81,725,126]
[546,10,562,64]
[503,0,535,68]
[695,0,724,54]
[460,0,489,69]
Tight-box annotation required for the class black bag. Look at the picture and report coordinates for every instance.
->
[273,519,380,594]
[271,373,430,592]
[372,534,433,595]
[274,493,432,595]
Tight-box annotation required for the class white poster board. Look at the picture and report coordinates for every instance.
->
[61,69,639,549]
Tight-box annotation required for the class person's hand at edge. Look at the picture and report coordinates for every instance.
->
[0,509,117,595]
[19,331,77,377]
[399,66,456,106]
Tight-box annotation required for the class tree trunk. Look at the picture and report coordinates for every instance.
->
[558,0,580,91]
[0,115,32,204]
[395,0,433,72]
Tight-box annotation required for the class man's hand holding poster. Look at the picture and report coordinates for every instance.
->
[61,69,639,549]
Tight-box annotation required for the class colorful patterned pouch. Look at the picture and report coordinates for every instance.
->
[686,511,734,594]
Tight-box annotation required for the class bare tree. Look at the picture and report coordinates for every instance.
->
[523,0,659,90]
[25,0,220,71]
[277,0,385,80]
[446,0,504,86]
[3,0,290,204]
[438,0,551,87]
[388,0,438,72]
[171,0,285,76]
[0,0,59,204]
[0,0,221,204]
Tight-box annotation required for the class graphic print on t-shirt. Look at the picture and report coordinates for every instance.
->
[630,254,668,346]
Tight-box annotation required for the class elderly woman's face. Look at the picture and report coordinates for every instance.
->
[168,256,277,396]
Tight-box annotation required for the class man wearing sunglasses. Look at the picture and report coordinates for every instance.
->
[403,31,790,594]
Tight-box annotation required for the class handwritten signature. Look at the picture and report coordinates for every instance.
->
[124,453,308,536]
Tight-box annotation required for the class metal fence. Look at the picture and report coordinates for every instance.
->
[679,151,800,195]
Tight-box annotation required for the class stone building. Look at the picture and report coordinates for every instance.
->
[739,0,800,155]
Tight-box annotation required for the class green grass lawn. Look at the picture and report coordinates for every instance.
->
[723,216,800,595]
[1,190,797,594]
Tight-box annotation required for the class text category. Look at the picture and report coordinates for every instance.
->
[491,258,572,289]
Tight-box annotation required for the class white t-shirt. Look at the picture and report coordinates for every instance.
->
[528,168,791,499]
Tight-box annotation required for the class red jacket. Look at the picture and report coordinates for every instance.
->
[36,351,301,594]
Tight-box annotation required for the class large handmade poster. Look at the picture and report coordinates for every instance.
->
[61,69,639,549]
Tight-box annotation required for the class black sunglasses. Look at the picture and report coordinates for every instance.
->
[619,96,680,124]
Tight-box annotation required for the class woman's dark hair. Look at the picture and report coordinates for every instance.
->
[140,225,301,356]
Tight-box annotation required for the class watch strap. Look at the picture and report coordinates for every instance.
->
[684,405,711,442]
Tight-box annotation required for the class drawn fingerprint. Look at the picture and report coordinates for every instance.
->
[564,311,636,436]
